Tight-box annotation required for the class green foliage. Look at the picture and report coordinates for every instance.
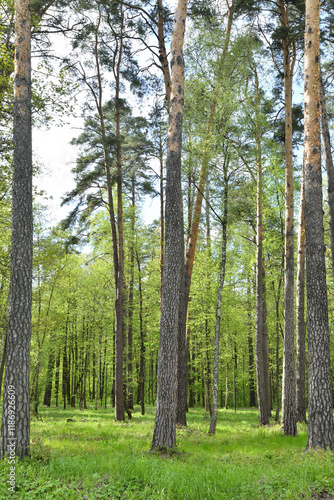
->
[0,407,333,499]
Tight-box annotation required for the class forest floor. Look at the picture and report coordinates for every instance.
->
[0,405,333,499]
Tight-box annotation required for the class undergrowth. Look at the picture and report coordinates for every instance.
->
[0,406,333,499]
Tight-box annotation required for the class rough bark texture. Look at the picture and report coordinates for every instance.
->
[320,71,334,281]
[209,166,228,435]
[151,0,187,451]
[296,161,307,423]
[0,0,33,460]
[279,0,297,437]
[304,0,334,451]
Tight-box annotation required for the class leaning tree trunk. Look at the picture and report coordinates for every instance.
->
[178,1,236,426]
[279,0,297,437]
[209,163,228,435]
[320,71,334,281]
[0,0,33,461]
[296,160,307,423]
[151,0,187,452]
[304,0,334,450]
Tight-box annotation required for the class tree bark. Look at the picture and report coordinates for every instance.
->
[151,0,187,451]
[0,0,33,460]
[279,0,297,437]
[304,0,334,450]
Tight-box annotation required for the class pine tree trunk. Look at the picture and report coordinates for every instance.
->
[304,0,334,450]
[296,161,307,423]
[0,0,32,460]
[279,0,297,437]
[151,0,187,451]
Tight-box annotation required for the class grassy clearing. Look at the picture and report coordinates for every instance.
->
[0,406,333,499]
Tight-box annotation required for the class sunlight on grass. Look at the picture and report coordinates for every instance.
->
[0,406,333,499]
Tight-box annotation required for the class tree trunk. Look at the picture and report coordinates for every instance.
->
[279,0,297,437]
[209,165,228,434]
[247,276,256,407]
[176,2,235,427]
[304,0,334,450]
[0,0,32,461]
[127,179,135,410]
[254,68,270,426]
[296,160,307,423]
[151,0,187,452]
[114,0,125,422]
[137,252,145,416]
[320,71,334,280]
[54,352,61,408]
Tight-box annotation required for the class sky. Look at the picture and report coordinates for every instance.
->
[32,28,161,227]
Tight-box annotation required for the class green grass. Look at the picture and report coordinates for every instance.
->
[0,406,333,499]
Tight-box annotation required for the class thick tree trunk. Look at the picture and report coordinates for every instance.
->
[151,0,187,451]
[304,0,334,450]
[0,0,33,461]
[320,71,334,280]
[296,161,307,423]
[279,0,297,437]
[0,329,7,398]
[209,167,228,434]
